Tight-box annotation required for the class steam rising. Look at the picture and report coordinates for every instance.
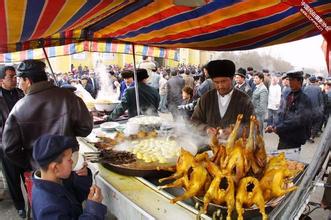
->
[95,62,119,102]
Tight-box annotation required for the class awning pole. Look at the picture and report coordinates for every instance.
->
[42,46,59,86]
[132,43,140,116]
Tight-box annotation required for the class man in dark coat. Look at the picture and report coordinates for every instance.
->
[234,67,252,97]
[192,60,254,134]
[2,59,93,171]
[108,68,160,120]
[167,70,185,120]
[266,71,312,161]
[0,66,26,218]
[303,76,324,142]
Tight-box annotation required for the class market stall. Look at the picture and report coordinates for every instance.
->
[1,1,331,219]
[76,114,312,220]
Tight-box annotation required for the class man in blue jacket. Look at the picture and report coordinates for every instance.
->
[32,134,107,220]
[265,71,312,160]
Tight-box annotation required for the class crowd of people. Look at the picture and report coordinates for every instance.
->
[0,57,330,219]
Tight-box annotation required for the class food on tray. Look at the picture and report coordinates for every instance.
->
[159,151,210,204]
[203,161,235,220]
[159,114,303,219]
[100,149,136,165]
[127,138,182,163]
[236,177,267,220]
[158,149,209,183]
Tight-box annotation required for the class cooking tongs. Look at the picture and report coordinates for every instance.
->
[83,151,103,163]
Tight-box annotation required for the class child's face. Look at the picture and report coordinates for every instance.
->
[182,91,190,100]
[56,148,73,179]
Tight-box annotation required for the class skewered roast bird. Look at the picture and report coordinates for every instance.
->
[260,167,298,201]
[226,114,243,151]
[159,159,209,204]
[244,115,256,174]
[253,118,267,173]
[222,138,248,184]
[236,177,267,220]
[209,128,227,166]
[158,149,208,183]
[203,161,235,220]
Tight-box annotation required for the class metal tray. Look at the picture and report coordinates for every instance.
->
[192,162,308,219]
[101,162,173,178]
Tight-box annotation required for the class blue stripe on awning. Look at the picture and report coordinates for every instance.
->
[70,43,76,53]
[4,53,11,63]
[60,0,101,32]
[234,13,331,50]
[116,0,241,39]
[27,50,33,59]
[20,0,46,42]
[105,42,111,52]
[49,46,56,57]
[159,47,164,57]
[88,0,152,33]
[156,7,299,45]
[142,45,148,55]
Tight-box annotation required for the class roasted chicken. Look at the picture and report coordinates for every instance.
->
[159,160,209,204]
[203,161,235,220]
[236,177,267,220]
[158,149,208,183]
[265,152,287,172]
[222,138,248,184]
[226,114,243,151]
[260,167,298,201]
[253,119,267,173]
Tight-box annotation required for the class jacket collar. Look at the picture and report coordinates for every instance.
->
[33,177,67,196]
[27,81,55,95]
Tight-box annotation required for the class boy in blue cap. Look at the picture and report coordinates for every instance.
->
[32,134,107,220]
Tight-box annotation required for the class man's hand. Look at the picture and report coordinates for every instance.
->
[75,162,88,176]
[88,185,103,203]
[265,125,275,133]
[206,127,217,136]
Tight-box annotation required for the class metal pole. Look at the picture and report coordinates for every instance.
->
[131,43,140,116]
[42,46,59,86]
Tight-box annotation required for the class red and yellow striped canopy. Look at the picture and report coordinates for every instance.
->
[0,0,330,53]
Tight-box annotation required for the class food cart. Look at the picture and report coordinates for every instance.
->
[75,113,328,220]
[1,1,331,219]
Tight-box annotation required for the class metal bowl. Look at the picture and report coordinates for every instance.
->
[94,102,119,112]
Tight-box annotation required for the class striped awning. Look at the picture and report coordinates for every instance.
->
[0,0,330,53]
[0,41,179,63]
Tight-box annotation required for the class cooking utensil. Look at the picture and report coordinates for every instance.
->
[93,171,99,184]
[100,122,120,131]
[94,101,120,112]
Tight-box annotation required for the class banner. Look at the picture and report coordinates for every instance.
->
[0,41,180,63]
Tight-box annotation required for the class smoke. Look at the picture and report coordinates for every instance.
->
[166,116,210,153]
[95,62,118,102]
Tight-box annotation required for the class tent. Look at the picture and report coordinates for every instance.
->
[1,1,331,219]
[0,0,330,52]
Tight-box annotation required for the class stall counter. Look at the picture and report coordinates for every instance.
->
[78,137,211,220]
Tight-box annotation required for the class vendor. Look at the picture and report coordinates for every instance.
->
[265,71,312,160]
[106,68,160,120]
[191,59,254,135]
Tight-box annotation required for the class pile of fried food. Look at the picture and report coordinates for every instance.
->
[94,130,157,149]
[157,114,304,220]
[94,130,180,164]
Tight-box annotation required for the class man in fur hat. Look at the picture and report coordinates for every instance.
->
[192,60,254,135]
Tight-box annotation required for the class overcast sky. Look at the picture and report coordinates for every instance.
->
[256,35,327,72]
